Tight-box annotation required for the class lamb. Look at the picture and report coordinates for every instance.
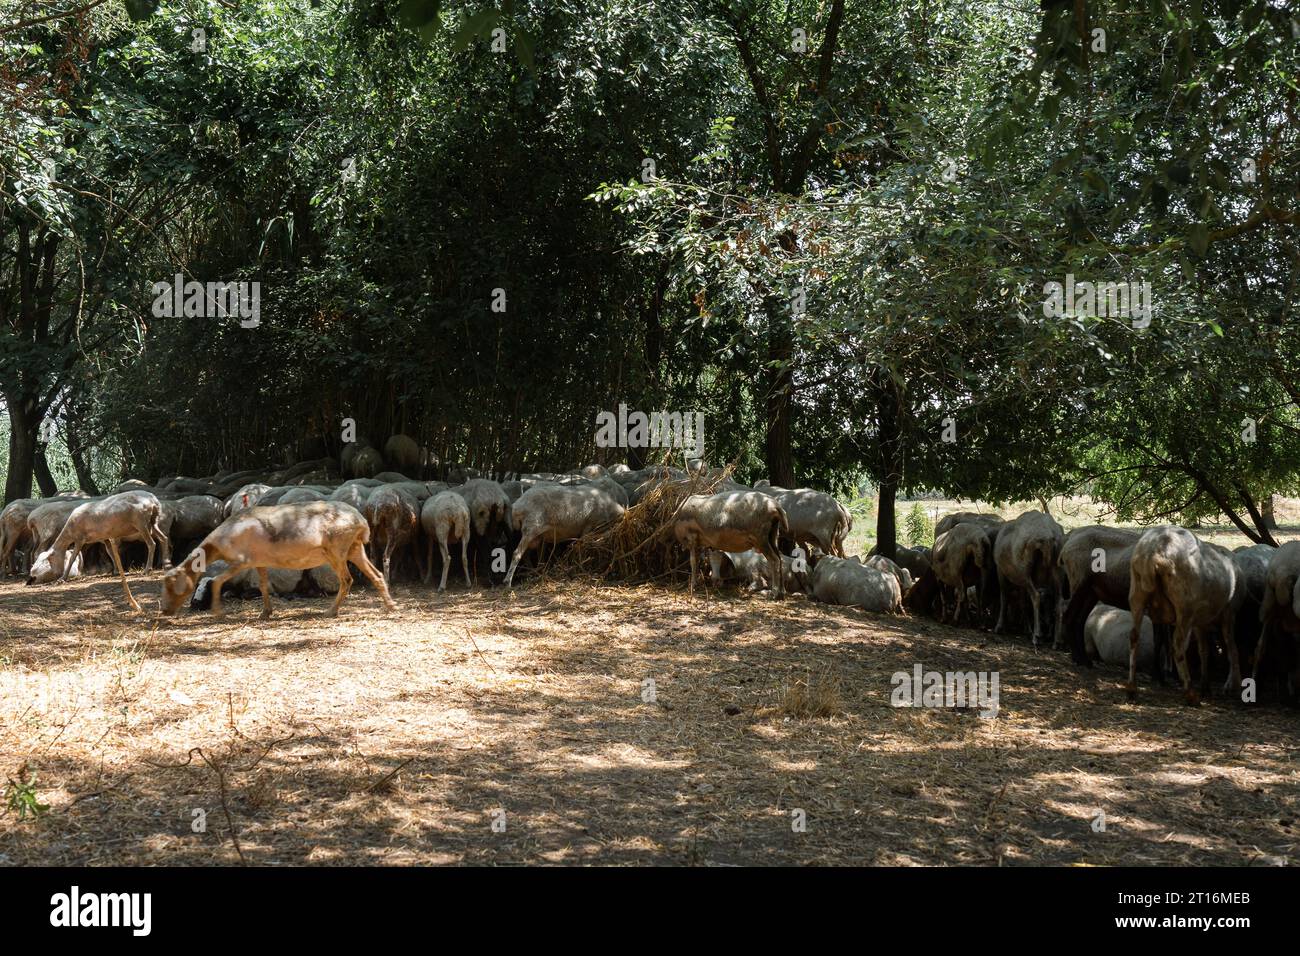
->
[26,498,92,554]
[340,439,372,476]
[672,491,788,598]
[930,522,994,626]
[1056,525,1143,666]
[26,547,84,582]
[754,486,852,557]
[887,545,931,582]
[363,485,423,583]
[993,510,1064,646]
[421,491,472,591]
[26,491,167,612]
[1127,526,1242,705]
[456,479,511,539]
[1230,544,1274,675]
[504,484,626,587]
[159,501,395,618]
[811,555,902,613]
[1085,605,1155,668]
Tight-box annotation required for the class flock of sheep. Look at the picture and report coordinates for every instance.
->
[2,432,1297,706]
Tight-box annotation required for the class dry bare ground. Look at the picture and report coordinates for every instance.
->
[1,573,1297,866]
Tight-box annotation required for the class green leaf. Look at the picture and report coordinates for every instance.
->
[1187,221,1209,257]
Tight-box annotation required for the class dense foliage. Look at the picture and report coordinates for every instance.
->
[1,0,1296,552]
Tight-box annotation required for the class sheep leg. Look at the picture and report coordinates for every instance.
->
[256,567,273,619]
[1252,618,1272,683]
[1126,593,1148,700]
[423,535,435,586]
[461,537,471,589]
[155,524,172,569]
[1029,587,1044,648]
[504,531,537,588]
[0,532,16,576]
[104,539,142,613]
[1173,622,1198,706]
[688,545,699,596]
[206,563,249,619]
[411,534,425,584]
[1150,623,1170,684]
[1220,613,1243,700]
[763,546,783,599]
[994,571,1009,635]
[438,535,451,592]
[329,554,354,615]
[61,542,84,582]
[347,540,395,610]
[1195,627,1214,700]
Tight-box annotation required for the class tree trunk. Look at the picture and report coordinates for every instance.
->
[764,301,795,486]
[4,400,37,504]
[1262,494,1277,530]
[66,414,101,495]
[871,365,903,560]
[33,447,57,496]
[875,475,898,561]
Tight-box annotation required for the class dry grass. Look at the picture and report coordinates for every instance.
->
[1,571,1298,866]
[555,468,731,582]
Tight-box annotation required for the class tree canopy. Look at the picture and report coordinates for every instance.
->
[2,0,1296,551]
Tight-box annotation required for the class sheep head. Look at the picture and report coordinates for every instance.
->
[159,551,204,615]
[25,547,66,585]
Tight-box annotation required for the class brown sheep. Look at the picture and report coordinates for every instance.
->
[160,501,394,618]
[673,492,789,598]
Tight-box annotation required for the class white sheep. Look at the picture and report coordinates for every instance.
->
[505,484,625,587]
[1127,526,1241,704]
[421,491,471,591]
[811,555,902,613]
[931,522,993,625]
[1085,604,1155,667]
[993,510,1064,646]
